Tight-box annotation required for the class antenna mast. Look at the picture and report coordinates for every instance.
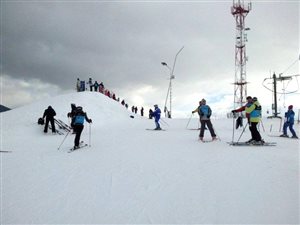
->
[231,0,251,107]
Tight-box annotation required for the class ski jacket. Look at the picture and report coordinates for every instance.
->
[199,104,212,121]
[245,100,261,123]
[234,102,252,119]
[285,109,295,124]
[74,110,91,125]
[152,107,161,120]
[43,106,56,119]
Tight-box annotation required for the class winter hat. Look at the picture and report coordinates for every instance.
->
[246,96,252,100]
[154,104,158,108]
[253,97,257,101]
[288,105,293,109]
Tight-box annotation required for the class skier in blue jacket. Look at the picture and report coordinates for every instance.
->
[73,106,92,149]
[280,105,298,138]
[151,104,161,130]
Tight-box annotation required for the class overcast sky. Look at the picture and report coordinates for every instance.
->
[1,0,299,118]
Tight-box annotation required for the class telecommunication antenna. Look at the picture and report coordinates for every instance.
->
[231,0,252,107]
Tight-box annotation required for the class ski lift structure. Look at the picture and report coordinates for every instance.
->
[262,56,300,118]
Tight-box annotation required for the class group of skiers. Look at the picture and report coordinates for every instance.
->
[42,104,92,150]
[231,96,298,143]
[41,95,298,149]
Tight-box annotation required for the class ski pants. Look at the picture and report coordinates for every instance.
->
[249,122,262,141]
[74,124,84,147]
[44,117,55,133]
[155,118,160,129]
[199,120,216,138]
[283,122,297,137]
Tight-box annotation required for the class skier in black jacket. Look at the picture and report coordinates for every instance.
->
[43,106,56,133]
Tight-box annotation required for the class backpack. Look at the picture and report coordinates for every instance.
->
[199,105,211,118]
[74,109,86,125]
[38,117,44,125]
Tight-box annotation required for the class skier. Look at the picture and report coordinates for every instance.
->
[87,78,93,91]
[280,105,298,138]
[43,106,56,133]
[198,99,217,141]
[245,97,263,144]
[76,78,81,92]
[73,106,92,149]
[93,81,99,92]
[151,104,161,130]
[232,96,253,129]
[67,103,77,131]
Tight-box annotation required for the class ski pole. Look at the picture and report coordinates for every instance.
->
[186,113,193,129]
[260,119,265,132]
[57,129,71,150]
[236,122,248,142]
[231,114,235,143]
[89,123,91,147]
[160,118,170,127]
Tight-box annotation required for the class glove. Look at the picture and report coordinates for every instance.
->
[231,110,236,113]
[192,111,194,114]
[88,119,92,123]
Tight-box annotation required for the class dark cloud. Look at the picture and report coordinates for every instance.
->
[1,1,299,114]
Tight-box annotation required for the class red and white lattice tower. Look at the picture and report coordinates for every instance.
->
[231,0,252,107]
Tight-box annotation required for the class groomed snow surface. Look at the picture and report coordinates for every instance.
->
[1,92,299,224]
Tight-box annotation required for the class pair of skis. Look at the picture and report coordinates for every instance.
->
[54,119,72,132]
[228,141,277,147]
[68,141,89,153]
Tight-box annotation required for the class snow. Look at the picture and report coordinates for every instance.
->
[1,92,299,224]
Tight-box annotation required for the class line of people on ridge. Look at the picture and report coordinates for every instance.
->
[76,78,148,118]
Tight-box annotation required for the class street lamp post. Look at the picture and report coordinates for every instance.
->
[161,46,184,118]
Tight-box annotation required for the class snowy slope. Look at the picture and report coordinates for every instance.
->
[1,92,299,224]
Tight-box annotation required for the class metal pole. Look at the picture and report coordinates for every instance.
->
[162,46,184,119]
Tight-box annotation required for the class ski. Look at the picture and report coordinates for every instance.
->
[68,144,88,153]
[228,141,277,146]
[54,119,71,132]
[146,128,166,131]
[268,134,298,139]
[0,150,12,153]
[48,124,64,135]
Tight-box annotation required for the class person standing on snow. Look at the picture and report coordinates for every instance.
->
[73,106,92,149]
[87,78,93,92]
[43,106,56,133]
[280,105,298,138]
[76,78,81,92]
[151,104,161,130]
[198,99,217,141]
[67,103,77,132]
[245,97,263,144]
[232,96,253,129]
